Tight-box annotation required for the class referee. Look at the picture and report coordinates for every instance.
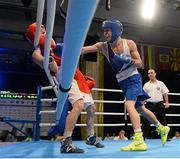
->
[142,69,169,139]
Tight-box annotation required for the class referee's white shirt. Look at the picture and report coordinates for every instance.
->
[143,80,169,103]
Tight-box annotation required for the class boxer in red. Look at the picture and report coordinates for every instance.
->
[26,23,104,153]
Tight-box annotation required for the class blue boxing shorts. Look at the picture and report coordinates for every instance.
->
[118,74,150,108]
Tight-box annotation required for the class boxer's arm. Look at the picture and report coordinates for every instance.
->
[81,42,104,55]
[32,47,44,68]
[32,47,59,74]
[128,40,142,68]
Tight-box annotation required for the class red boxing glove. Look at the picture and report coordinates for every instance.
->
[85,76,95,90]
[39,35,56,54]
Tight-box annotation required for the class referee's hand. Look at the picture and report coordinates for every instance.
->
[165,103,169,109]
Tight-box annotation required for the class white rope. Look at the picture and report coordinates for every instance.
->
[76,123,125,127]
[41,86,55,91]
[44,0,56,71]
[86,123,180,127]
[40,86,180,96]
[40,110,56,114]
[34,0,45,47]
[149,124,180,127]
[168,92,180,96]
[39,110,180,117]
[127,123,180,127]
[167,124,180,126]
[40,98,180,107]
[40,123,125,127]
[94,100,124,104]
[53,76,59,86]
[59,0,66,19]
[42,0,58,97]
[92,88,180,96]
[169,103,180,106]
[41,98,57,102]
[166,114,180,117]
[40,98,124,104]
[92,88,123,93]
[40,123,56,127]
[40,122,180,127]
[127,113,180,116]
[40,123,180,127]
[85,112,124,115]
[39,110,124,115]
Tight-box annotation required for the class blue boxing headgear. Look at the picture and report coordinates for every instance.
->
[102,19,123,43]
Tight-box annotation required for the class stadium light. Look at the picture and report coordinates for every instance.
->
[142,0,156,19]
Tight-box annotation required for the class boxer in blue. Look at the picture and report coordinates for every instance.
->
[82,19,170,151]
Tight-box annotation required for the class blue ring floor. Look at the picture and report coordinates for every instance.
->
[0,139,179,158]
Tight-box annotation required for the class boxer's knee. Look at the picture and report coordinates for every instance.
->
[72,99,84,113]
[86,104,96,115]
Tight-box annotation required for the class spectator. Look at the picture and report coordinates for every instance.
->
[24,128,33,142]
[114,130,128,140]
[172,131,180,140]
[104,133,112,140]
[5,131,17,142]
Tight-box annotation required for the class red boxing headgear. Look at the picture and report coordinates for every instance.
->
[25,23,37,44]
[25,23,56,53]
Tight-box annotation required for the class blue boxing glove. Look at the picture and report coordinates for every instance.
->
[112,54,134,66]
[54,43,64,57]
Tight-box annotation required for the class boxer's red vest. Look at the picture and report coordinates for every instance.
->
[25,23,95,93]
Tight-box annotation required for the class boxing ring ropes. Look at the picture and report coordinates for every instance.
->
[35,86,180,141]
[32,0,180,141]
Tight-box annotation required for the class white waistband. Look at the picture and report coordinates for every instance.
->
[116,69,138,82]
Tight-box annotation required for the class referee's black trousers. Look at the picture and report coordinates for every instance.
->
[141,101,167,139]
